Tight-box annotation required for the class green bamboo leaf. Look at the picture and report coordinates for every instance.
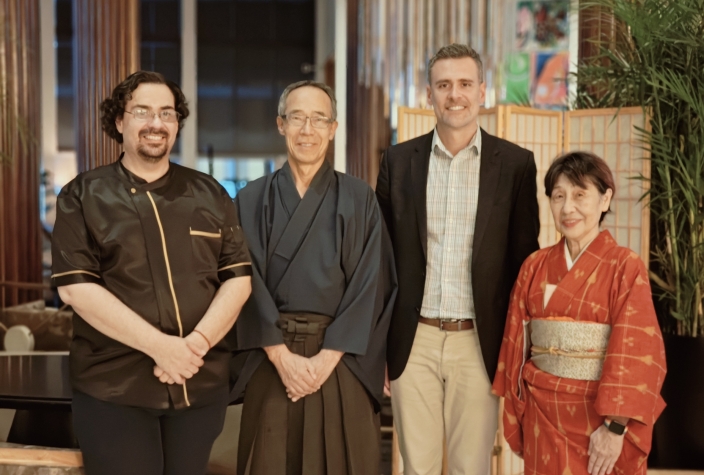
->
[670,310,686,321]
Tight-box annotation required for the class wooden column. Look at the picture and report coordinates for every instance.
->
[346,0,391,187]
[578,0,618,64]
[0,0,43,306]
[74,0,140,172]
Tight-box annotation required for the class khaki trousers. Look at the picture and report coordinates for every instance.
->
[391,322,499,475]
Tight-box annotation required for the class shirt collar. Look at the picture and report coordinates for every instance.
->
[117,153,175,191]
[431,127,482,159]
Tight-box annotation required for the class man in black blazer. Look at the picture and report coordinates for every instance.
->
[376,44,540,474]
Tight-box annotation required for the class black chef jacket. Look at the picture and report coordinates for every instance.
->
[51,158,252,410]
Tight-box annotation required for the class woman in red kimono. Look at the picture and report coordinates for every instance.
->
[493,151,666,475]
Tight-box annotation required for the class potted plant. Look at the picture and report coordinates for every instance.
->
[574,0,704,468]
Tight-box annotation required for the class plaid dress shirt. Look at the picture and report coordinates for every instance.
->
[420,128,482,320]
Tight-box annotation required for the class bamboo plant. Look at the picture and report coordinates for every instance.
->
[574,0,704,337]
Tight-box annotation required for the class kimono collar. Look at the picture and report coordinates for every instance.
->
[549,230,617,284]
[278,159,333,217]
[564,234,599,270]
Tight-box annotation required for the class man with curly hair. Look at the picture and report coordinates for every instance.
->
[51,71,253,475]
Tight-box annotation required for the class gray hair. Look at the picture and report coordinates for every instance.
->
[427,44,484,84]
[277,80,337,121]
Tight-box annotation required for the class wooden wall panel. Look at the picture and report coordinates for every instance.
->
[0,0,43,306]
[74,0,140,172]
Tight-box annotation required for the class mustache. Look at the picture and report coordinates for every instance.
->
[139,127,169,138]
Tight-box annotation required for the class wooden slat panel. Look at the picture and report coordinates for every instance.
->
[0,0,43,307]
[478,107,501,138]
[396,106,435,143]
[74,0,140,173]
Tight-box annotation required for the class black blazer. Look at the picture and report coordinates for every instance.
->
[376,129,540,381]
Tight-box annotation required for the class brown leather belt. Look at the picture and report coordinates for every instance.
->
[418,316,475,331]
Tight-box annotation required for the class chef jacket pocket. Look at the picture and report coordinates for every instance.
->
[190,227,222,271]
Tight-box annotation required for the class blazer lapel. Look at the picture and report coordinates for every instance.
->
[472,129,502,265]
[411,131,434,260]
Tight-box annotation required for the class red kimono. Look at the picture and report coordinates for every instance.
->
[493,231,666,474]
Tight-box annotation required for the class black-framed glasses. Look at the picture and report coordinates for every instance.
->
[282,114,333,129]
[125,108,180,123]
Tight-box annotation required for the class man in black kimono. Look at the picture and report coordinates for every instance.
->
[231,80,397,475]
[51,71,253,475]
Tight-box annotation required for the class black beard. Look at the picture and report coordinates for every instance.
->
[136,143,168,163]
[136,127,170,163]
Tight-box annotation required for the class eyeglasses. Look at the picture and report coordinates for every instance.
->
[282,114,333,129]
[125,108,180,123]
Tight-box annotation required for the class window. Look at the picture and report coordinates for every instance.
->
[197,0,315,156]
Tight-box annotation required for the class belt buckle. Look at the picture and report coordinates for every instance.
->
[439,319,459,331]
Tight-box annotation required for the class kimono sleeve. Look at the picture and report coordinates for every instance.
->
[232,193,284,349]
[595,252,667,429]
[51,182,102,287]
[322,188,382,355]
[492,251,541,457]
[217,191,253,282]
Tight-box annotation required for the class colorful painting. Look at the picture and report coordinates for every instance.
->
[504,52,531,105]
[516,0,570,51]
[532,51,569,108]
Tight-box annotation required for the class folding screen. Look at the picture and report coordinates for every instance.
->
[396,107,436,144]
[478,107,503,138]
[564,107,650,264]
[396,106,502,145]
[502,106,563,248]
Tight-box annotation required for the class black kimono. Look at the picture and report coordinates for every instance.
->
[231,160,396,475]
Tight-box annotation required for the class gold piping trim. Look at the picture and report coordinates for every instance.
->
[51,270,101,279]
[146,191,191,407]
[189,228,222,238]
[218,262,252,272]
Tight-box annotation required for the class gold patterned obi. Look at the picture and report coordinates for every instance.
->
[529,318,611,381]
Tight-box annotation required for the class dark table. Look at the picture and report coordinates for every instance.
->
[0,352,75,447]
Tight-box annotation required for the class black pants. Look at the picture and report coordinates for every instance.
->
[72,390,228,475]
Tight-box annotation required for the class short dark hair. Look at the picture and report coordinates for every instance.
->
[545,151,616,223]
[427,44,484,84]
[101,71,189,143]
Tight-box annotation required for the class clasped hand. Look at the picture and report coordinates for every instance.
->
[265,345,343,402]
[151,332,209,385]
[587,424,625,475]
